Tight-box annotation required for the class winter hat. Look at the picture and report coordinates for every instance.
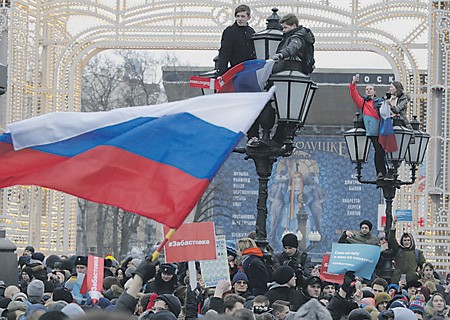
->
[374,292,391,306]
[24,304,47,318]
[52,288,73,304]
[348,308,371,320]
[31,252,45,262]
[273,266,295,285]
[18,255,31,268]
[74,256,87,267]
[147,310,177,320]
[97,297,111,310]
[360,220,373,230]
[160,263,177,275]
[389,300,407,309]
[61,303,85,319]
[387,283,399,292]
[409,299,425,314]
[405,280,422,290]
[293,298,333,320]
[39,310,69,320]
[232,271,249,286]
[362,287,375,298]
[226,240,238,258]
[131,258,142,268]
[11,292,28,302]
[45,255,62,269]
[418,286,431,301]
[104,259,112,268]
[27,279,44,299]
[282,233,298,248]
[321,281,337,290]
[47,301,68,312]
[60,260,74,273]
[6,300,26,312]
[24,246,35,254]
[21,267,33,280]
[303,276,322,293]
[155,294,181,317]
[392,307,416,320]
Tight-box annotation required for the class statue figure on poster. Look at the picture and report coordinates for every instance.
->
[302,171,327,234]
[267,164,290,243]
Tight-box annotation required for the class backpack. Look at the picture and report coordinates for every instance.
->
[301,27,315,74]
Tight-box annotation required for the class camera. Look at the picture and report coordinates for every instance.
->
[385,92,392,99]
[253,306,271,314]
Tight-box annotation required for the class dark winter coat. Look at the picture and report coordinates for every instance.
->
[273,249,314,277]
[294,298,333,320]
[264,284,303,311]
[272,26,315,74]
[242,253,270,296]
[217,22,255,75]
[388,230,426,283]
[327,292,359,320]
[390,92,411,127]
[115,291,137,314]
[144,271,178,295]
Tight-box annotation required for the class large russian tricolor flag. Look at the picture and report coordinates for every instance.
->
[379,100,398,152]
[0,88,275,228]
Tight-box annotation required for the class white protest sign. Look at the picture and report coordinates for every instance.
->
[200,235,230,287]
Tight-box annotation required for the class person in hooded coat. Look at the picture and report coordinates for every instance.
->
[270,13,315,75]
[238,238,270,296]
[388,224,426,283]
[424,292,450,319]
[293,298,332,320]
[145,263,178,295]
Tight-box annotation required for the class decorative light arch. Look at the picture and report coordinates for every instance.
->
[3,0,447,266]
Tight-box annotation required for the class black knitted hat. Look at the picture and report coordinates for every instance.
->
[282,233,298,248]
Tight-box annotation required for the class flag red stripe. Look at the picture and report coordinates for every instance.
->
[379,135,398,153]
[0,142,209,228]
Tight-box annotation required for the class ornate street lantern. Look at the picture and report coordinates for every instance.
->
[385,122,414,164]
[344,113,370,163]
[405,116,430,165]
[252,8,283,60]
[270,70,316,124]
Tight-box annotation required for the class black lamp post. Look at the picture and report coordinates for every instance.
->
[344,114,429,234]
[233,9,317,250]
[198,8,317,251]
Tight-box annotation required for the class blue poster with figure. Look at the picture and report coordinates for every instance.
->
[211,135,380,256]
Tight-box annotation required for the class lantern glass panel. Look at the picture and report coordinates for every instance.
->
[254,38,266,60]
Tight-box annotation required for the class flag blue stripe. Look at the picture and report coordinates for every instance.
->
[2,113,243,180]
[233,60,268,92]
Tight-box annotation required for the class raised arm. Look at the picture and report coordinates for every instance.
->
[349,74,365,109]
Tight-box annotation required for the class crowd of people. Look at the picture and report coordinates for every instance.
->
[0,218,450,320]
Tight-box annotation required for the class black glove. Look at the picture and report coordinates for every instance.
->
[133,259,159,283]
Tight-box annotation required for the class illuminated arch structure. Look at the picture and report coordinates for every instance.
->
[0,0,448,265]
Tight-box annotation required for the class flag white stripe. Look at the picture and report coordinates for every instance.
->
[8,87,275,150]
